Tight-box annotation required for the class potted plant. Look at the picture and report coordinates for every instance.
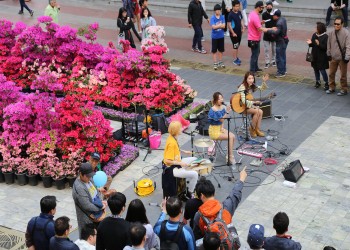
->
[51,160,66,190]
[0,144,21,184]
[24,158,40,186]
[63,149,84,188]
[15,157,28,186]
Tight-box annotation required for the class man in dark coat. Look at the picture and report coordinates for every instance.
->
[188,0,209,53]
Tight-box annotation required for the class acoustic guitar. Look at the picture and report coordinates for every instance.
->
[230,92,276,113]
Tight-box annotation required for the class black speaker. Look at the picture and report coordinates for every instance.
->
[260,99,272,119]
[282,160,305,183]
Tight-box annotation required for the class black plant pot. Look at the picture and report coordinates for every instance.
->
[0,170,4,183]
[55,177,66,190]
[67,176,77,188]
[27,174,39,186]
[3,172,14,184]
[15,172,28,186]
[41,175,53,188]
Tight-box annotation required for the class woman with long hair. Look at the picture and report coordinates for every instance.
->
[140,7,156,39]
[125,199,159,250]
[117,7,142,49]
[306,22,329,90]
[237,71,264,138]
[208,92,235,164]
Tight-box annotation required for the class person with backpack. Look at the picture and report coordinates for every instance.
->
[25,195,57,250]
[154,197,196,250]
[192,166,247,241]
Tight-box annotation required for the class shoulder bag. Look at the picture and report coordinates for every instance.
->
[306,47,313,62]
[335,31,346,61]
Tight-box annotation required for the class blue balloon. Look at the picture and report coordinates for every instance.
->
[93,171,107,188]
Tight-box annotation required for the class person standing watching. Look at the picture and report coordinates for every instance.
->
[25,196,56,250]
[96,193,131,250]
[247,1,269,74]
[306,22,329,90]
[326,16,350,96]
[45,0,60,23]
[262,1,276,69]
[49,216,79,250]
[326,0,348,28]
[188,0,209,54]
[74,224,97,250]
[72,162,107,238]
[267,9,288,78]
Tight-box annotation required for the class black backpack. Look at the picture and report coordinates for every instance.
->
[196,112,210,136]
[159,220,184,250]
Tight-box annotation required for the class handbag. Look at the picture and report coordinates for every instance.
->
[306,47,313,62]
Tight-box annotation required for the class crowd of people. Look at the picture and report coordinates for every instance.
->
[25,162,308,250]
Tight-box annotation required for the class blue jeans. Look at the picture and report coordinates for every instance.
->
[192,24,203,50]
[276,40,287,74]
[19,0,31,12]
[314,68,328,83]
[249,41,260,72]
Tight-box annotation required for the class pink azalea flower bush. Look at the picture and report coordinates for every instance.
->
[0,17,190,113]
[141,26,168,51]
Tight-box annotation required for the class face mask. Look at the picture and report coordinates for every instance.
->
[266,8,272,13]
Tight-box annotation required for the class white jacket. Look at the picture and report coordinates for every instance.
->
[74,239,95,250]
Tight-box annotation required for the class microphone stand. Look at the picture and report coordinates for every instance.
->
[233,90,250,150]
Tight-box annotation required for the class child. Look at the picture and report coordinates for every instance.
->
[228,0,244,66]
[210,4,226,70]
[140,7,156,40]
[117,7,142,49]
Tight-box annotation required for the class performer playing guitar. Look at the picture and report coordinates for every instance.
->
[233,72,273,138]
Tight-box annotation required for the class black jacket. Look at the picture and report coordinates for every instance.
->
[268,16,287,43]
[331,0,348,7]
[49,237,79,250]
[262,11,277,41]
[188,0,208,26]
[117,17,141,48]
[309,32,329,70]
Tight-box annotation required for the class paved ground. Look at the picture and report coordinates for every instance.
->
[1,0,350,249]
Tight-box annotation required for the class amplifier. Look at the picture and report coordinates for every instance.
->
[260,100,272,119]
[282,159,305,183]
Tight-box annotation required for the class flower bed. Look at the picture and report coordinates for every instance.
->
[103,144,139,177]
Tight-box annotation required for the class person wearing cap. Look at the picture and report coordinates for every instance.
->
[211,4,226,70]
[247,1,272,74]
[247,224,264,249]
[262,1,277,69]
[267,9,288,78]
[264,212,301,250]
[25,196,57,250]
[72,162,107,237]
[89,152,113,195]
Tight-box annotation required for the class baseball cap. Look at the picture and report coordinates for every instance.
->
[255,1,264,8]
[247,224,265,248]
[271,9,281,16]
[91,152,101,161]
[79,162,95,178]
[214,4,221,11]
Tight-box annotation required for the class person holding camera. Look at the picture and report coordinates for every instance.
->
[326,0,348,27]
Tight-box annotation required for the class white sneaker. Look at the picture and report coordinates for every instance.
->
[225,31,230,37]
[201,37,205,42]
[273,0,279,5]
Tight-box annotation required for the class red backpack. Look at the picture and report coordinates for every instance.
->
[199,209,241,250]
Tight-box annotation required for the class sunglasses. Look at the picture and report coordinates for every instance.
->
[334,23,342,26]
